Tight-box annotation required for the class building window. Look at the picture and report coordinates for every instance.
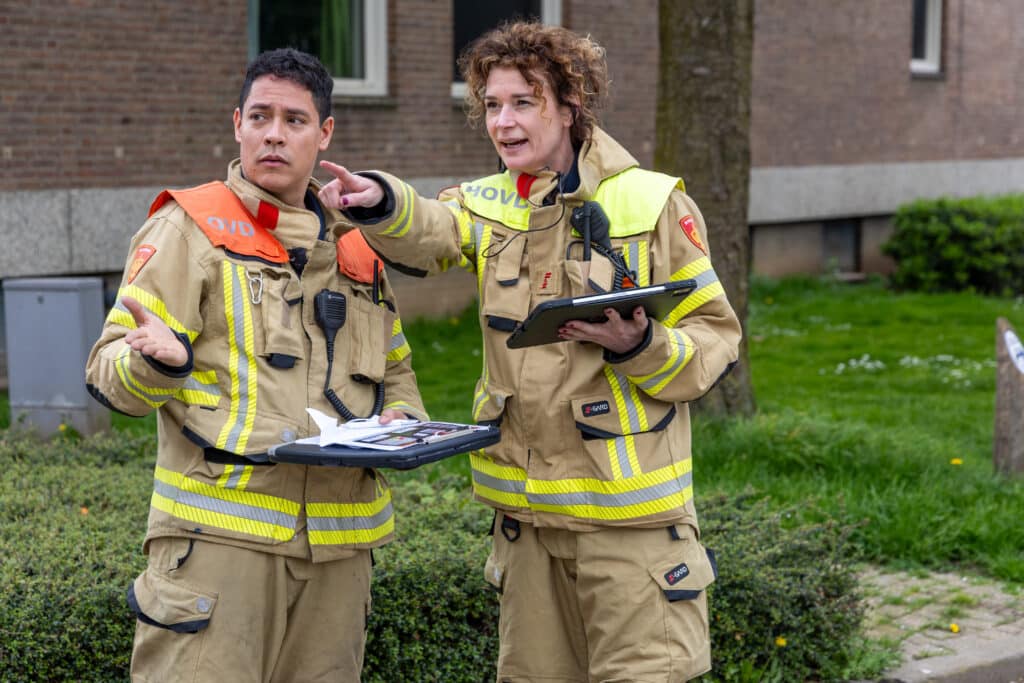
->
[451,0,562,98]
[822,218,861,273]
[249,0,388,97]
[911,0,942,75]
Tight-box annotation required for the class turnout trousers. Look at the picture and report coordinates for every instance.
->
[128,537,372,683]
[486,512,716,683]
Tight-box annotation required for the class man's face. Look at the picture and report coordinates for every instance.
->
[233,75,333,208]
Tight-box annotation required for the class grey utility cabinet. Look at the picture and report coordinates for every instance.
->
[3,277,110,436]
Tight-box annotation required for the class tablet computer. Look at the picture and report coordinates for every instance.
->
[506,279,697,349]
[267,424,500,469]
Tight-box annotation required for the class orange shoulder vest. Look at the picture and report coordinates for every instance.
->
[149,181,382,284]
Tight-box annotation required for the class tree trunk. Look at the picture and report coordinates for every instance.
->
[655,0,755,416]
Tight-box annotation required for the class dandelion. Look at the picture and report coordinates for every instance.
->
[949,623,960,633]
[80,506,89,516]
[950,458,963,466]
[58,423,67,432]
[775,636,787,647]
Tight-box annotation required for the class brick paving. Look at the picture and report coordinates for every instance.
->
[860,566,1024,682]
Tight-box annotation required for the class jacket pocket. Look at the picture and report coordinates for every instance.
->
[127,568,217,633]
[571,392,676,440]
[183,402,300,459]
[254,270,303,370]
[648,536,718,602]
[345,293,395,384]
[472,379,511,426]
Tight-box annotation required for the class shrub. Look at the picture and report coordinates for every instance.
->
[0,432,869,682]
[882,194,1024,295]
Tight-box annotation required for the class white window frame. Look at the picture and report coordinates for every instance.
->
[450,0,562,99]
[910,0,942,75]
[249,0,388,98]
[333,0,388,97]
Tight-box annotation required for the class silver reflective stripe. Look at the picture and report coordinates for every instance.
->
[607,369,642,477]
[389,329,407,352]
[116,353,175,404]
[527,471,692,509]
[222,264,253,452]
[635,328,690,392]
[182,374,220,398]
[307,502,395,532]
[472,469,527,495]
[690,267,719,289]
[153,477,297,529]
[223,465,245,490]
[610,436,634,478]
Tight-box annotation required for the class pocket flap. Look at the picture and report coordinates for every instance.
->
[648,544,718,602]
[572,394,676,439]
[128,569,217,633]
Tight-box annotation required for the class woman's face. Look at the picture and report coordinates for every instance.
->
[483,66,575,176]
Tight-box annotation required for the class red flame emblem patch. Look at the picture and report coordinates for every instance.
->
[679,215,706,254]
[127,245,157,283]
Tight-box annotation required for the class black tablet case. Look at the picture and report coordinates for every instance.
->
[267,426,501,469]
[506,279,697,349]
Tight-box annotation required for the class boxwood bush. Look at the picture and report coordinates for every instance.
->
[883,194,1024,295]
[1,431,868,682]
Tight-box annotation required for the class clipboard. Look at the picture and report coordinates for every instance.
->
[506,279,697,349]
[267,423,500,469]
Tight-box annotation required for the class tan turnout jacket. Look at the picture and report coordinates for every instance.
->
[343,128,741,532]
[86,161,426,561]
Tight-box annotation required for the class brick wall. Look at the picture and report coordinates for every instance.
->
[751,0,1024,167]
[0,0,246,192]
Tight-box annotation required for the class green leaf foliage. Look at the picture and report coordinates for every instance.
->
[0,433,867,682]
[883,194,1024,295]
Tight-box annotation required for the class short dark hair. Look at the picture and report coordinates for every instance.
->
[239,48,334,123]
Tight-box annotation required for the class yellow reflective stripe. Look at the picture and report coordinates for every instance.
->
[152,465,298,541]
[114,346,172,408]
[603,366,645,477]
[216,263,258,453]
[215,463,252,490]
[449,200,478,273]
[112,285,198,340]
[476,222,493,292]
[383,400,418,415]
[469,451,529,507]
[174,369,221,407]
[671,255,711,282]
[525,460,693,521]
[381,181,415,237]
[664,281,724,327]
[623,240,650,287]
[387,318,411,361]
[527,459,690,494]
[630,328,695,395]
[527,485,692,520]
[307,489,395,545]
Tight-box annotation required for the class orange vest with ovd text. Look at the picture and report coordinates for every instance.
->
[149,181,381,284]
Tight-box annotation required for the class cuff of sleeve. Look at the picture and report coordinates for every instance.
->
[604,319,653,364]
[142,332,194,378]
[343,171,395,223]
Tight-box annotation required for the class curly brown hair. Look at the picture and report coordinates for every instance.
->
[458,21,609,148]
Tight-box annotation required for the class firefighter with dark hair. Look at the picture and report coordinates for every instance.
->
[86,48,425,682]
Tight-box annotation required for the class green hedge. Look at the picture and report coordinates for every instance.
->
[882,194,1024,295]
[0,431,871,682]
